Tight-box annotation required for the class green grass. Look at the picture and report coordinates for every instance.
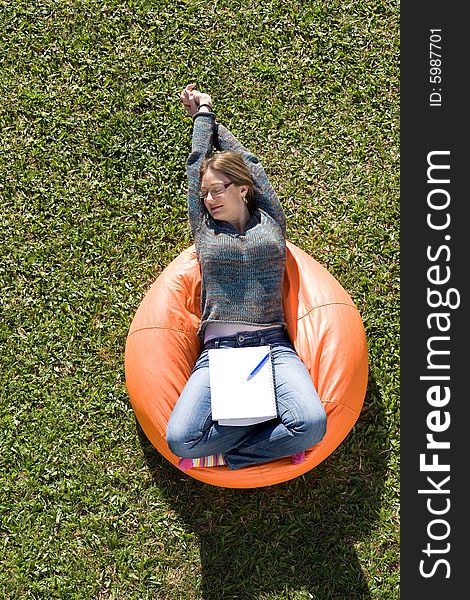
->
[0,0,399,598]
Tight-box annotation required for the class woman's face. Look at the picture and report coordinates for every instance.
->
[201,168,248,225]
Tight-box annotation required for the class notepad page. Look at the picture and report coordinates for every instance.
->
[208,346,277,426]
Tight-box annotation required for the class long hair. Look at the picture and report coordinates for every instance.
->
[200,150,255,213]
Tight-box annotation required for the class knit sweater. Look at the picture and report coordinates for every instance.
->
[186,112,287,339]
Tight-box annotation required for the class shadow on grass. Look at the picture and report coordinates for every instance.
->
[137,374,388,600]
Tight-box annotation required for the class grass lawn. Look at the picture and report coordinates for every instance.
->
[1,0,399,598]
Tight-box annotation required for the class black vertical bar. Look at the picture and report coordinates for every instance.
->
[401,3,467,598]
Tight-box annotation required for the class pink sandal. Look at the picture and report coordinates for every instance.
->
[291,451,306,465]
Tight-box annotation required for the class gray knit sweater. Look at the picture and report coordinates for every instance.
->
[186,113,287,339]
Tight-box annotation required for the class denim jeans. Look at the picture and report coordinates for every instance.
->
[166,327,327,470]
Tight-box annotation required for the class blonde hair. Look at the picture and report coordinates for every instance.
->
[200,150,255,212]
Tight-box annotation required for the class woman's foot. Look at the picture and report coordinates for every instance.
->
[178,453,226,471]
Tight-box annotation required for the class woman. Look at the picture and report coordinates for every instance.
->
[166,84,326,471]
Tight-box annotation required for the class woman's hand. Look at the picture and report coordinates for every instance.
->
[180,83,212,117]
[180,83,198,117]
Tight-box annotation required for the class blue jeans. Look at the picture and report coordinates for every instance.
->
[166,327,327,470]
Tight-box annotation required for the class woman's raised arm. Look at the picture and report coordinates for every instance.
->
[181,85,215,235]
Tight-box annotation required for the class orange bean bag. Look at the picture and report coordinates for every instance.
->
[125,241,368,488]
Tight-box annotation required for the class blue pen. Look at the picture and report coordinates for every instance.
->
[246,352,270,381]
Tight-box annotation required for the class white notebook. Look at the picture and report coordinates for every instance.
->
[208,346,277,426]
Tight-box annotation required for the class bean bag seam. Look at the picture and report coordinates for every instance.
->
[127,325,197,338]
[288,300,360,322]
[323,399,363,417]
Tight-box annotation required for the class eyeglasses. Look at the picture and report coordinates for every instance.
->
[199,182,233,201]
